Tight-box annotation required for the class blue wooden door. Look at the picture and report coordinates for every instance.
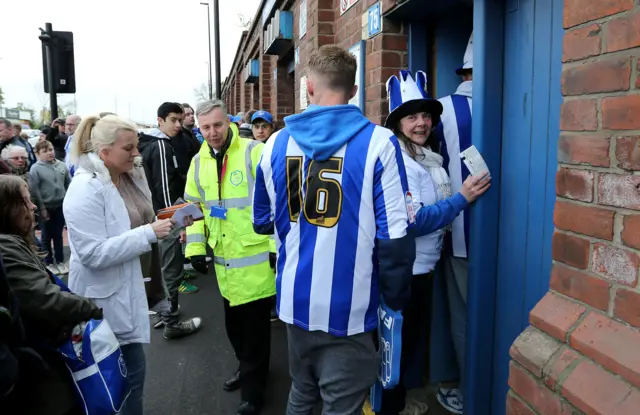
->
[490,0,563,412]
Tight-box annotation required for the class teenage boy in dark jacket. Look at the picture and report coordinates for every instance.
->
[138,103,202,336]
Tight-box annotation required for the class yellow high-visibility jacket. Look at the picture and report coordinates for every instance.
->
[184,124,275,306]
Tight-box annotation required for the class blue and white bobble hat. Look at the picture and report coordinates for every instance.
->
[456,31,473,75]
[384,70,443,129]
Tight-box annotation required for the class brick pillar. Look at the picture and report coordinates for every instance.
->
[276,59,295,121]
[295,0,335,112]
[234,78,242,114]
[260,54,272,111]
[240,82,252,114]
[507,2,640,414]
[364,19,408,125]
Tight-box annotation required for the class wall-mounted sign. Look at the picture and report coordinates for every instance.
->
[295,47,300,66]
[348,41,365,111]
[299,0,307,39]
[300,75,309,110]
[264,10,294,55]
[5,109,20,120]
[273,68,277,85]
[340,0,359,15]
[367,2,382,38]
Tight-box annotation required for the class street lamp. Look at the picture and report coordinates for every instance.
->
[200,2,213,100]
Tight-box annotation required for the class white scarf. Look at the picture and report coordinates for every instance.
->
[399,140,452,202]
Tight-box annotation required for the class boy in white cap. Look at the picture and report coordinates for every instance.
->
[435,31,473,415]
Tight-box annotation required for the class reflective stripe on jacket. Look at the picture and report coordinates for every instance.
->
[184,124,275,306]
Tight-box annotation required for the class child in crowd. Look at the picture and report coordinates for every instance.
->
[29,140,71,275]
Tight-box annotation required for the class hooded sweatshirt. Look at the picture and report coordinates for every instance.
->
[138,128,199,212]
[29,159,70,208]
[254,104,416,321]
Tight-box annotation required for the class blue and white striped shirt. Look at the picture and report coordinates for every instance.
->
[253,124,412,336]
[438,81,472,258]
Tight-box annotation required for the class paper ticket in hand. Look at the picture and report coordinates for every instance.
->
[171,203,204,227]
[460,145,491,179]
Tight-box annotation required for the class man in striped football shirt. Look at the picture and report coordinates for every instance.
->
[253,45,416,415]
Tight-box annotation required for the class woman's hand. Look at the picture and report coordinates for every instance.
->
[460,173,491,203]
[151,219,174,240]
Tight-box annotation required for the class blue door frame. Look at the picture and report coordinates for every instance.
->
[400,0,563,412]
[469,0,563,413]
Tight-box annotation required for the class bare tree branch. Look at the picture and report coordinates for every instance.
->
[237,12,253,29]
[193,83,210,103]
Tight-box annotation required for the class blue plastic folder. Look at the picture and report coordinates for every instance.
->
[370,298,404,412]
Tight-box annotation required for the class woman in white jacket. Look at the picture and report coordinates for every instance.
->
[379,70,490,415]
[63,115,174,415]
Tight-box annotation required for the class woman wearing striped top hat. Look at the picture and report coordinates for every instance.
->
[378,69,490,415]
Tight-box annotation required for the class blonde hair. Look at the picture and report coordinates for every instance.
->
[72,114,137,162]
[308,45,357,93]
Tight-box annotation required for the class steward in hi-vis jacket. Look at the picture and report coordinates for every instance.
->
[184,100,275,415]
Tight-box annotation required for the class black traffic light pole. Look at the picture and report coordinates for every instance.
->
[213,0,221,99]
[42,23,58,120]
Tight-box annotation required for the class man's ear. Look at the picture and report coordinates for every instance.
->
[349,85,358,101]
[157,117,163,126]
[306,76,314,99]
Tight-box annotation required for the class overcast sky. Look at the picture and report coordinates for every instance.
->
[0,0,260,125]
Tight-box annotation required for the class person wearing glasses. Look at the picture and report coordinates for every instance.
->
[63,115,81,177]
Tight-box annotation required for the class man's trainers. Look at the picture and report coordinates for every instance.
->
[183,271,198,281]
[57,262,69,274]
[437,388,463,415]
[163,317,202,340]
[179,280,199,294]
[149,311,163,329]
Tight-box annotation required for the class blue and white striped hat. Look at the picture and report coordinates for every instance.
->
[384,70,443,128]
[456,31,473,74]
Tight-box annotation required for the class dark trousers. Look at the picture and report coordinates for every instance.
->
[224,296,272,404]
[379,273,433,415]
[41,206,65,265]
[159,236,184,314]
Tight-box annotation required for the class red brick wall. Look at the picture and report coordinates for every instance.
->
[260,53,273,111]
[295,0,336,112]
[333,0,408,124]
[508,1,640,414]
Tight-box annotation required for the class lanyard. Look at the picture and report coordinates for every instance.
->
[218,155,228,207]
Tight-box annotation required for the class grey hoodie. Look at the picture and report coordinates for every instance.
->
[29,159,70,208]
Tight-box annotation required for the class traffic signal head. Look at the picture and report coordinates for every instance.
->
[41,30,76,94]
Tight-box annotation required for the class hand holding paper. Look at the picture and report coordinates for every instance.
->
[171,203,204,228]
[459,145,492,203]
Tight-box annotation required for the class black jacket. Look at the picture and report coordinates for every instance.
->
[45,130,67,161]
[0,235,100,415]
[138,129,200,212]
[0,254,22,404]
[238,124,254,139]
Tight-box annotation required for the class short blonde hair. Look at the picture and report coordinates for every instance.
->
[308,45,357,93]
[72,114,137,162]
